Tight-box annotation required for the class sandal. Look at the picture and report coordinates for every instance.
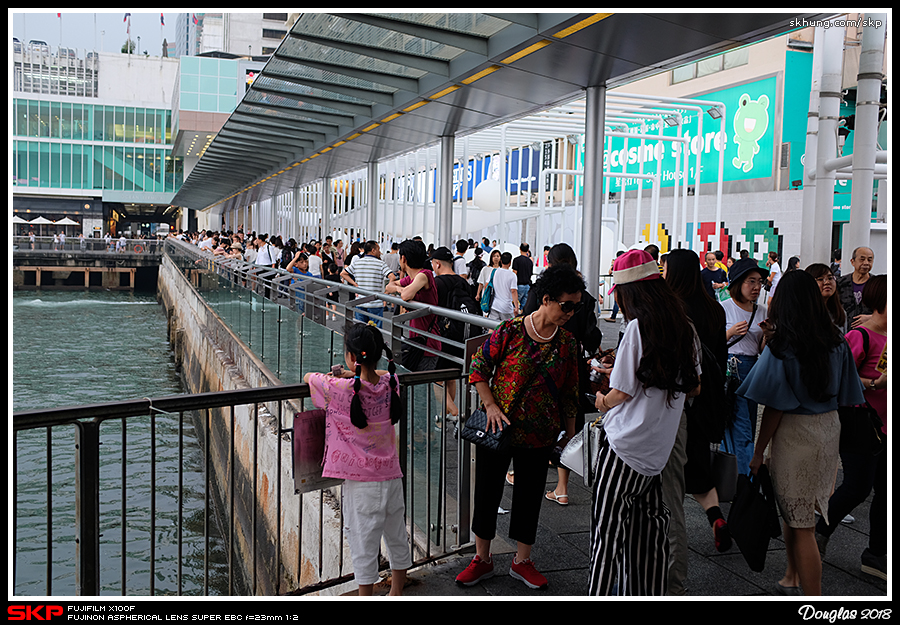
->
[545,490,569,506]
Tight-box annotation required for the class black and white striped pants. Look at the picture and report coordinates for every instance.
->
[588,435,670,596]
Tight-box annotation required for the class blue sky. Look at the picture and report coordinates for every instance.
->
[11,10,177,56]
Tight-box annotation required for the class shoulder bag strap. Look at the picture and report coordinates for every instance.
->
[726,302,758,350]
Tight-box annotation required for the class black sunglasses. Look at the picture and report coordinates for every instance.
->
[553,299,584,314]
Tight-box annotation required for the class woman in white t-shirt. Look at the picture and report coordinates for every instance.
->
[720,258,769,476]
[766,251,782,306]
[588,250,701,596]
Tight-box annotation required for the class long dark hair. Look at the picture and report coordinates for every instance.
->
[614,278,700,406]
[665,249,725,339]
[766,270,844,402]
[344,323,401,429]
[805,263,846,328]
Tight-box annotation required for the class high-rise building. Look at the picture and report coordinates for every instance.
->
[13,13,290,237]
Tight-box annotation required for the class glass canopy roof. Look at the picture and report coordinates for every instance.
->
[173,12,829,213]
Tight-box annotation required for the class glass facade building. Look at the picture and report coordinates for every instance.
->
[177,55,239,114]
[12,100,182,194]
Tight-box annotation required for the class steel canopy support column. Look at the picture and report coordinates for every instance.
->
[800,26,825,265]
[813,23,844,265]
[322,177,333,241]
[845,14,886,264]
[366,161,378,241]
[438,135,455,246]
[581,85,606,306]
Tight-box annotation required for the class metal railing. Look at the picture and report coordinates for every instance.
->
[164,237,504,383]
[13,238,508,596]
[12,236,164,254]
[13,369,467,596]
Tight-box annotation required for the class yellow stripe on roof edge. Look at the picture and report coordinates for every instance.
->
[500,40,551,64]
[461,65,501,84]
[552,13,613,38]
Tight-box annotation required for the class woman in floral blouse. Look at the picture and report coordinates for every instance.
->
[455,264,581,591]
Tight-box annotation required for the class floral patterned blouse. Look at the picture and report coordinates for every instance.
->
[469,316,580,449]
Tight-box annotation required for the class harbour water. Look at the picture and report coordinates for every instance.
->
[12,290,225,596]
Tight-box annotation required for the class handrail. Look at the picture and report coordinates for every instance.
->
[167,237,499,331]
[13,368,465,596]
[13,370,461,430]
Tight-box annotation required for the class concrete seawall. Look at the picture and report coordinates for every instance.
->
[156,254,349,595]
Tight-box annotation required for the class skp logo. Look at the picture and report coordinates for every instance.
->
[8,605,65,620]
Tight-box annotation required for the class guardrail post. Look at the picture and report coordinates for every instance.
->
[74,420,101,595]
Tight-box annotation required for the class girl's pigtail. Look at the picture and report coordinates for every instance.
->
[349,362,368,429]
[384,346,402,425]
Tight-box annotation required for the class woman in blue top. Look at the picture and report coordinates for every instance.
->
[739,271,865,596]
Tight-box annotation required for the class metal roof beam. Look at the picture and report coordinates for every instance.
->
[262,70,396,106]
[219,128,315,150]
[483,13,538,29]
[210,141,300,161]
[241,100,354,128]
[331,13,490,55]
[286,31,451,76]
[198,152,285,169]
[248,84,374,117]
[231,111,332,141]
[272,52,419,93]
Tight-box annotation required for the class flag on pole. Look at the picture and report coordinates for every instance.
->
[124,13,131,22]
[160,13,165,26]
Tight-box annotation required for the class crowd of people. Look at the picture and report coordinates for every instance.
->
[183,226,885,597]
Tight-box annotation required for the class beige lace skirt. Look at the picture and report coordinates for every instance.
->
[766,410,840,529]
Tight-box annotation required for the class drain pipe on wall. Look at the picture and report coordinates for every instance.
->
[845,13,886,264]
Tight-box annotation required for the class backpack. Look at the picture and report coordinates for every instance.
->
[435,274,484,347]
[479,268,498,314]
[467,257,486,286]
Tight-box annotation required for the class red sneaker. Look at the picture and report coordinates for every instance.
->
[510,557,548,590]
[455,554,495,586]
[713,518,732,553]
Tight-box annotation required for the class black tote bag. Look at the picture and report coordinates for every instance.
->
[727,464,781,572]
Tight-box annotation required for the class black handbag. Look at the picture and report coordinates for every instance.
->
[839,403,885,456]
[460,407,511,452]
[839,328,885,456]
[710,444,738,502]
[728,464,781,572]
[460,352,545,452]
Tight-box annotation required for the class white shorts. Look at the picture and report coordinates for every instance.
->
[342,478,412,585]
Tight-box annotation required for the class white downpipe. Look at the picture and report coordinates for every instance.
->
[800,26,825,264]
[814,23,845,264]
[846,13,886,262]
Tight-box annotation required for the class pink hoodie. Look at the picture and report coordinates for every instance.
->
[307,372,403,482]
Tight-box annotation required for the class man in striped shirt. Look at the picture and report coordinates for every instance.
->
[341,240,397,328]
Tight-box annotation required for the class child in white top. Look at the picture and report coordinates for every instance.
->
[304,322,410,596]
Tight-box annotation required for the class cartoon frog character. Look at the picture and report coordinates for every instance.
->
[732,93,769,173]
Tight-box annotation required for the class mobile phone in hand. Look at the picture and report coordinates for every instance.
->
[331,364,344,376]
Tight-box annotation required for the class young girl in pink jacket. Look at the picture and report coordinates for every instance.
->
[304,323,410,596]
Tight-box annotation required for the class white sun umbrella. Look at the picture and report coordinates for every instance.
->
[29,216,54,237]
[13,214,28,237]
[55,217,80,244]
